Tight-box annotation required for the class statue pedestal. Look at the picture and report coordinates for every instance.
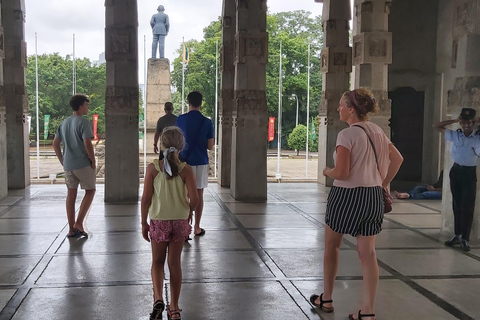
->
[146,58,171,153]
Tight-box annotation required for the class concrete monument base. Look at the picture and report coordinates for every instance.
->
[146,58,172,154]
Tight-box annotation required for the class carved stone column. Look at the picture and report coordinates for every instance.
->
[443,0,480,241]
[0,3,6,200]
[218,0,235,187]
[352,0,392,133]
[3,0,29,189]
[104,0,139,203]
[318,0,352,186]
[230,0,268,201]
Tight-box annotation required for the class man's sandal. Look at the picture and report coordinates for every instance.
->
[348,310,376,320]
[149,300,165,320]
[166,305,182,320]
[309,293,334,313]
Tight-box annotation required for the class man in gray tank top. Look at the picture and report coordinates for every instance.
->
[53,94,96,238]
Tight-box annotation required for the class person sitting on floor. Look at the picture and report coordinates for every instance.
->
[394,171,443,200]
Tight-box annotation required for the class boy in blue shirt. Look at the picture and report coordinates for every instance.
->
[176,91,214,237]
[434,108,480,251]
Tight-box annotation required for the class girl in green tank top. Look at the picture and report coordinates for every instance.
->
[141,126,199,320]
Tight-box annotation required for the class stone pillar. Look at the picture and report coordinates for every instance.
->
[218,0,235,187]
[3,0,29,189]
[230,0,268,201]
[104,0,139,203]
[145,59,171,153]
[0,3,6,200]
[352,0,392,133]
[318,0,352,186]
[442,0,480,241]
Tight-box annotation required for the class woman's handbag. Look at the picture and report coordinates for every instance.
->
[382,188,393,213]
[353,125,393,214]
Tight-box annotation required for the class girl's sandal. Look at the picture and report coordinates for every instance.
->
[150,300,165,320]
[309,293,334,313]
[348,310,376,320]
[166,305,182,320]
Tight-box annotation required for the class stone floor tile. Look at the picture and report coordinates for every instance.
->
[389,202,439,214]
[56,232,150,254]
[415,278,480,319]
[0,290,16,311]
[376,249,480,276]
[180,251,273,280]
[83,216,141,233]
[0,197,22,206]
[226,202,296,214]
[292,202,327,214]
[374,229,443,248]
[248,228,327,249]
[386,214,441,228]
[267,249,391,278]
[36,253,152,284]
[11,286,153,320]
[0,257,41,285]
[294,279,457,319]
[237,214,318,229]
[183,230,251,250]
[0,218,66,234]
[0,234,59,255]
[178,281,308,320]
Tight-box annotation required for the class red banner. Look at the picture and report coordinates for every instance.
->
[93,114,98,140]
[268,117,275,142]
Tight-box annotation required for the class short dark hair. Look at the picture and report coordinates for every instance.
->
[187,91,202,108]
[164,102,173,112]
[70,94,90,111]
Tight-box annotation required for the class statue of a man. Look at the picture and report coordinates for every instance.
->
[151,5,170,59]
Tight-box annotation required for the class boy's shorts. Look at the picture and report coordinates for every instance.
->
[65,166,96,190]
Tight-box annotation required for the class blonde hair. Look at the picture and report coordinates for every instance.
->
[342,87,379,121]
[160,126,185,179]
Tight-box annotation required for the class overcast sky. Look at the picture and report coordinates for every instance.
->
[24,1,324,82]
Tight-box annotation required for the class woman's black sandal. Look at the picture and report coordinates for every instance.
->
[166,305,182,320]
[150,300,165,320]
[348,310,375,320]
[309,293,334,313]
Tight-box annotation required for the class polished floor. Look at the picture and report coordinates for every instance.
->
[0,183,479,320]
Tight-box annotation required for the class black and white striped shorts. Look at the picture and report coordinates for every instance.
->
[325,186,384,237]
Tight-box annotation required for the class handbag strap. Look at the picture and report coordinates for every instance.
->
[352,124,381,175]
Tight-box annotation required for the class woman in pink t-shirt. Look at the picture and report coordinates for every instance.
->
[310,88,403,320]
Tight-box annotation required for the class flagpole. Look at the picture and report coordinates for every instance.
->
[35,33,40,179]
[214,39,218,178]
[73,34,76,95]
[182,37,185,114]
[276,40,282,179]
[144,35,147,177]
[306,43,311,178]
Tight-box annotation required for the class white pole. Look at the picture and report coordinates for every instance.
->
[73,34,76,95]
[144,35,147,177]
[306,44,311,178]
[214,39,219,178]
[35,33,40,179]
[182,37,185,114]
[294,94,299,127]
[276,40,282,179]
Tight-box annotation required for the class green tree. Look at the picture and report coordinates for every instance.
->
[27,54,144,140]
[268,11,323,147]
[26,53,106,138]
[171,19,222,118]
[170,11,324,148]
[287,124,316,155]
